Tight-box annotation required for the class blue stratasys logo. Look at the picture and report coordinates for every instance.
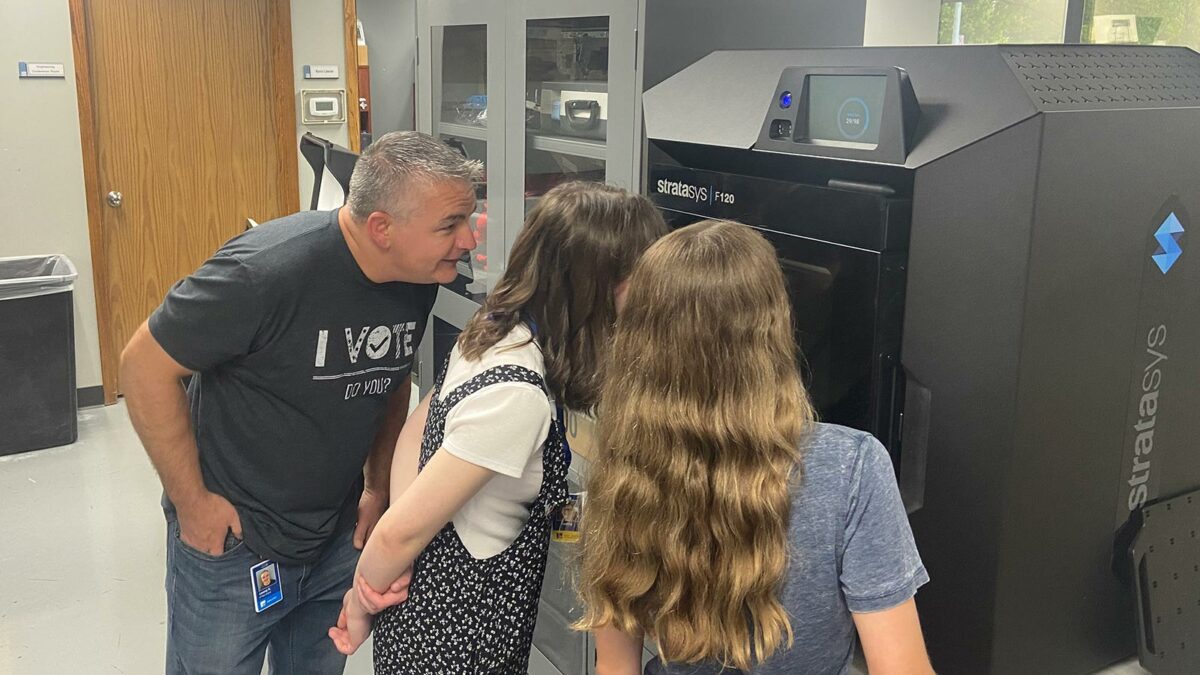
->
[1152,212,1183,274]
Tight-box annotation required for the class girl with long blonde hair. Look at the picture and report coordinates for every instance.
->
[578,220,933,674]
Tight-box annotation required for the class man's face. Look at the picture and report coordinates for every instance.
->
[387,180,477,284]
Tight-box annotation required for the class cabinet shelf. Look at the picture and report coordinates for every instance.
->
[438,122,489,141]
[528,132,607,161]
[440,122,608,161]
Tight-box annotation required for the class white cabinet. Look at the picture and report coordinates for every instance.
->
[414,1,639,393]
[412,0,871,392]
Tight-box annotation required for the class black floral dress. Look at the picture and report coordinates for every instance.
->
[372,364,569,674]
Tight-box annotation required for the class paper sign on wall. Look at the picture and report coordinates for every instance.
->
[303,65,339,79]
[18,62,65,78]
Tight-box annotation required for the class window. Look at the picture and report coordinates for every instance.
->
[938,1,1070,45]
[1082,0,1200,49]
[936,0,1200,48]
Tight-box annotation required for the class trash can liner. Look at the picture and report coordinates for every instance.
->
[0,255,78,301]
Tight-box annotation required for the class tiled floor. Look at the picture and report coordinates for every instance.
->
[0,402,374,675]
[0,402,1151,674]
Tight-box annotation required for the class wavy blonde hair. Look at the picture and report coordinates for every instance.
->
[576,220,815,670]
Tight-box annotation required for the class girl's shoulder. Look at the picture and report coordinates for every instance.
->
[476,324,545,374]
[799,422,881,468]
[795,423,894,508]
[444,324,546,392]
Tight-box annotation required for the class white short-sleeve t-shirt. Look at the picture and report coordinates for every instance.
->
[438,324,553,559]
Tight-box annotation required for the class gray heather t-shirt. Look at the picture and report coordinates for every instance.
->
[149,209,436,564]
[647,423,929,675]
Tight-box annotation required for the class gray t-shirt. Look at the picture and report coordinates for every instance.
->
[149,209,437,564]
[647,423,928,675]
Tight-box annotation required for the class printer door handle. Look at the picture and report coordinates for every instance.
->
[564,99,600,130]
[898,370,931,515]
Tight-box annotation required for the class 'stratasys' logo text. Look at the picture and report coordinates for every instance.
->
[656,178,709,204]
[1127,324,1166,512]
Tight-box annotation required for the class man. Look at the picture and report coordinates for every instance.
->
[120,131,480,674]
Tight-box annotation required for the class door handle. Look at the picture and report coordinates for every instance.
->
[106,191,123,208]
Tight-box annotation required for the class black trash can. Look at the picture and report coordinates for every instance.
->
[0,255,79,456]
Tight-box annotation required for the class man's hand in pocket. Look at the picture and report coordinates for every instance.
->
[178,491,243,556]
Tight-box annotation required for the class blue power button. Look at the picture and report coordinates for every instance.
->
[779,91,793,109]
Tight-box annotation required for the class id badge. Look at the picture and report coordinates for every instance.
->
[250,560,283,613]
[551,492,585,543]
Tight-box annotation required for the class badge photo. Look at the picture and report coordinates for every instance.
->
[551,492,585,543]
[250,560,284,613]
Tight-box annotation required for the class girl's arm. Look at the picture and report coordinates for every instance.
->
[332,388,511,652]
[852,598,935,674]
[351,390,432,612]
[594,625,645,675]
[389,391,432,503]
[355,443,498,593]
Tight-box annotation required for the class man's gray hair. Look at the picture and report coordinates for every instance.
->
[347,131,482,221]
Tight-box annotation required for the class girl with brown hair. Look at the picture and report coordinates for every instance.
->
[326,181,667,674]
[578,220,933,675]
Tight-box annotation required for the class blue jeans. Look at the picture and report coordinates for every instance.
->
[164,510,358,675]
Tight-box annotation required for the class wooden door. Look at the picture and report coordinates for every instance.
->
[72,0,298,402]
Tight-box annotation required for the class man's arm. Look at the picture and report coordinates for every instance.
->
[353,376,414,549]
[120,321,241,555]
[366,377,411,492]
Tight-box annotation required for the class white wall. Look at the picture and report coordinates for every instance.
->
[864,0,941,46]
[0,2,102,389]
[0,1,349,393]
[291,0,351,212]
[357,0,417,139]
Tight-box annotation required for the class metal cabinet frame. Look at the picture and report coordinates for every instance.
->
[415,1,638,396]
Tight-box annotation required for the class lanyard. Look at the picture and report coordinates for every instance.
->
[556,403,573,470]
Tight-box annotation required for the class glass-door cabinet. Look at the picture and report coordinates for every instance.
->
[415,1,506,390]
[415,0,637,395]
[503,0,638,261]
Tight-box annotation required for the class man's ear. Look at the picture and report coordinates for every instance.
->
[364,211,392,249]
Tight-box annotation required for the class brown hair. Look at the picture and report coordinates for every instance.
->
[576,220,815,670]
[456,181,667,411]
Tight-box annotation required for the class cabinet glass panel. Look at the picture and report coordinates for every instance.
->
[524,17,609,212]
[433,24,490,303]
